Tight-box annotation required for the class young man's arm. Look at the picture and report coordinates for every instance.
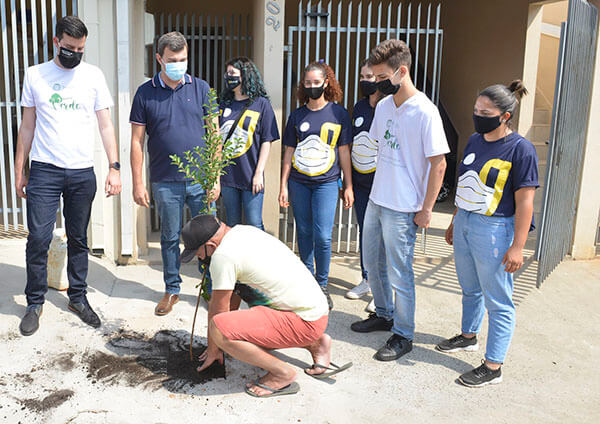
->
[130,123,150,207]
[414,154,446,228]
[96,108,122,197]
[14,107,36,198]
[197,289,232,371]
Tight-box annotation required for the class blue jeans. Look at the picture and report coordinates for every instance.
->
[220,185,264,230]
[152,181,211,295]
[363,200,418,340]
[288,179,338,287]
[453,208,516,363]
[354,188,370,280]
[25,161,96,305]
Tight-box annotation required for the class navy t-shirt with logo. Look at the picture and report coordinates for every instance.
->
[350,98,378,192]
[282,102,352,185]
[455,132,539,220]
[219,97,280,191]
[129,73,210,182]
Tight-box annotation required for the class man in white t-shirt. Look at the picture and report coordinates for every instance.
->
[14,16,121,336]
[350,40,450,362]
[179,215,351,398]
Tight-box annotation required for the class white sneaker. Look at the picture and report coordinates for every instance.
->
[346,279,371,299]
[366,299,376,313]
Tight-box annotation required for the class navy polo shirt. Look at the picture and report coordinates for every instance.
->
[130,72,211,182]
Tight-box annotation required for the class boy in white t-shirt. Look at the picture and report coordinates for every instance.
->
[350,40,450,361]
[14,16,121,336]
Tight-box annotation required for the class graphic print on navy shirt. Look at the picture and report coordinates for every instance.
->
[455,132,539,217]
[283,102,352,185]
[219,96,280,191]
[350,97,378,192]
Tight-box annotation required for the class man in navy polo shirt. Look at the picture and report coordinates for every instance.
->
[130,31,218,316]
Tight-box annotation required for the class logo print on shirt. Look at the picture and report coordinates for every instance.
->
[48,92,81,111]
[220,110,261,159]
[293,122,341,176]
[384,119,400,149]
[351,129,378,174]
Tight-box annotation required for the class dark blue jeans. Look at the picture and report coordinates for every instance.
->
[354,187,370,280]
[288,179,338,287]
[220,185,264,230]
[25,161,96,305]
[152,181,211,295]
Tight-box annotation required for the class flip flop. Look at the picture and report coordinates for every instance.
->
[245,380,300,398]
[304,361,353,380]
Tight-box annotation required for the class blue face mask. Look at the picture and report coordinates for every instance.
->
[163,61,187,81]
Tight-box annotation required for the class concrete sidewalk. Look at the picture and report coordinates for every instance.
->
[0,234,599,423]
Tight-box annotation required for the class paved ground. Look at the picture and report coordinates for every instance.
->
[1,217,599,423]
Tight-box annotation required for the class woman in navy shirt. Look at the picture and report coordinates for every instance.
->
[436,80,538,388]
[279,62,353,309]
[219,57,280,230]
[345,59,383,311]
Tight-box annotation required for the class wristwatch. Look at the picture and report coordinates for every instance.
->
[109,162,121,171]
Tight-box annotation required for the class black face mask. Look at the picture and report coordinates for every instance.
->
[473,114,503,135]
[304,84,325,100]
[376,78,400,96]
[360,80,378,97]
[224,75,241,90]
[58,47,83,69]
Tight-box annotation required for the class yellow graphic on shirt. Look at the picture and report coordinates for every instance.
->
[455,156,512,216]
[220,110,261,159]
[351,131,378,173]
[293,122,341,176]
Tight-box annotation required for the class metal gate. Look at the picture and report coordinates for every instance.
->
[148,11,252,230]
[536,0,598,287]
[283,0,443,253]
[0,0,77,235]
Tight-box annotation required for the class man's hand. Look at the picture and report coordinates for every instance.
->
[414,209,432,228]
[105,169,122,197]
[208,181,221,203]
[445,223,454,245]
[197,346,224,372]
[279,186,289,208]
[133,183,150,207]
[15,173,28,199]
[343,186,354,209]
[252,172,264,195]
[502,245,524,273]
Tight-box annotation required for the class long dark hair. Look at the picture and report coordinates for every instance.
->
[219,56,269,106]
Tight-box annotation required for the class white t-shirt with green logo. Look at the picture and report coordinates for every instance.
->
[209,225,329,321]
[368,92,450,212]
[21,60,114,169]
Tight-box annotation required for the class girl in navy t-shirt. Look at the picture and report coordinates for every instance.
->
[219,57,280,230]
[436,80,538,388]
[345,59,383,309]
[279,62,353,309]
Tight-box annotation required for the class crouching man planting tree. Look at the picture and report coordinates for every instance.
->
[179,215,352,398]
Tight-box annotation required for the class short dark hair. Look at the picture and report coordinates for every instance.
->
[55,16,88,40]
[157,31,188,56]
[368,39,411,71]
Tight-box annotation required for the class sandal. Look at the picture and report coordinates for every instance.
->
[304,362,353,380]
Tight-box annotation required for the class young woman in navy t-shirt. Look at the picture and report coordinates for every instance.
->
[436,80,539,388]
[279,62,353,309]
[219,57,280,230]
[345,59,383,310]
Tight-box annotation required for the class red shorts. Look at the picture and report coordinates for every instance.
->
[212,306,328,350]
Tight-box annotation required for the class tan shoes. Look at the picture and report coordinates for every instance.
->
[155,293,179,316]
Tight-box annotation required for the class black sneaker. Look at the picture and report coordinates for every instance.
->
[68,299,101,328]
[350,313,393,333]
[20,304,43,336]
[375,334,413,361]
[458,361,502,387]
[436,334,478,353]
[320,285,333,310]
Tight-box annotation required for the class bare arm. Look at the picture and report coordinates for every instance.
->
[252,141,272,195]
[96,108,121,196]
[279,146,295,207]
[14,107,36,199]
[502,186,536,273]
[414,154,447,228]
[197,289,232,371]
[445,207,458,245]
[209,116,221,201]
[130,123,150,208]
[338,144,354,209]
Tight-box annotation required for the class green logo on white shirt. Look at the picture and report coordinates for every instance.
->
[384,119,400,149]
[49,92,81,111]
